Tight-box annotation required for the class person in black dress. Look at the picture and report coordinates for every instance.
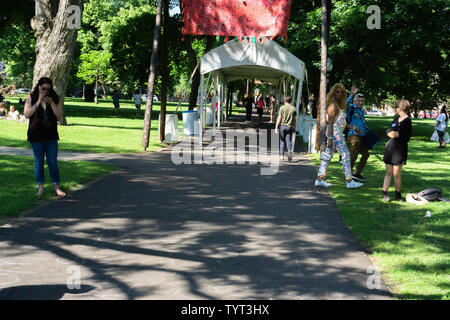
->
[382,100,412,202]
[24,77,66,197]
[244,95,254,122]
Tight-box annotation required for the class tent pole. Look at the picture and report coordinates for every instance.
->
[217,76,221,129]
[213,77,216,137]
[224,84,228,122]
[199,73,204,146]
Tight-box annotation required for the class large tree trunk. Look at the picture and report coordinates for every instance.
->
[316,0,330,152]
[142,0,163,150]
[31,0,82,125]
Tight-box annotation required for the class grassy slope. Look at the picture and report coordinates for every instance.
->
[311,116,449,300]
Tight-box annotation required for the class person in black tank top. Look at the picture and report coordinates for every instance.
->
[382,100,412,202]
[24,77,66,197]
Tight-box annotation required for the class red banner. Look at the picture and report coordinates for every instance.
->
[182,0,292,38]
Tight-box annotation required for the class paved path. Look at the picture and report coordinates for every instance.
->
[0,115,391,299]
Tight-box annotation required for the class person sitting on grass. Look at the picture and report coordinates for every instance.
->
[7,105,20,121]
[0,102,7,119]
[382,100,412,202]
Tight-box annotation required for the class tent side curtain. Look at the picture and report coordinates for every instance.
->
[200,40,305,83]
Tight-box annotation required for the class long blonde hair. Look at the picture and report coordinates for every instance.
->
[326,83,348,111]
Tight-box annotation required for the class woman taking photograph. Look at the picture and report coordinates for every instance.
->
[315,83,364,189]
[24,77,66,197]
[382,100,412,202]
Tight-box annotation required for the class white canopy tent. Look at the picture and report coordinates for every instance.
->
[198,39,308,151]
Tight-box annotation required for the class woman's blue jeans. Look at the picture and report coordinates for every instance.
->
[30,140,60,185]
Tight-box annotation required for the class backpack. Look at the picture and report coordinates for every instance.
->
[417,188,449,202]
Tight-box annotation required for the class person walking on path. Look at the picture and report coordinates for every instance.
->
[434,106,448,149]
[382,100,412,202]
[346,85,368,181]
[256,96,264,122]
[315,84,364,189]
[112,89,120,115]
[24,77,66,197]
[275,96,296,161]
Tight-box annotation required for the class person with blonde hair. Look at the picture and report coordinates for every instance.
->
[382,100,412,202]
[315,83,364,189]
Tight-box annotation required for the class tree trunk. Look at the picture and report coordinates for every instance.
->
[95,77,98,104]
[31,0,83,125]
[185,35,214,111]
[142,0,163,150]
[159,0,169,143]
[101,83,107,99]
[316,0,330,152]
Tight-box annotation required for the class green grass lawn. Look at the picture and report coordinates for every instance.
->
[311,116,449,300]
[0,154,116,218]
[0,97,189,153]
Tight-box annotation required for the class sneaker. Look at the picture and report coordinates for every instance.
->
[315,180,332,188]
[352,174,366,182]
[346,180,364,189]
[288,150,293,162]
[383,194,391,202]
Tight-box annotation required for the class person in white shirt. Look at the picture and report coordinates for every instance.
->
[133,90,143,115]
[7,105,20,120]
[435,106,448,148]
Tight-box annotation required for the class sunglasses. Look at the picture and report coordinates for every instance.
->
[41,87,51,92]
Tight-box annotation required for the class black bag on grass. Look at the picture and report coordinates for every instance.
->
[417,188,449,202]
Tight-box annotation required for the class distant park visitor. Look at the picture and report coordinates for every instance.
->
[113,89,121,115]
[434,106,448,149]
[24,77,66,197]
[133,89,143,115]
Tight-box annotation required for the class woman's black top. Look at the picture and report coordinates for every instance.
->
[383,117,412,165]
[27,101,59,142]
[0,109,5,117]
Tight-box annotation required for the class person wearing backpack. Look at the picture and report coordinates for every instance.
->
[434,106,448,149]
[345,86,368,181]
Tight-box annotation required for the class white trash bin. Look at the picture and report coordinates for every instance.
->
[158,114,179,143]
[182,110,198,136]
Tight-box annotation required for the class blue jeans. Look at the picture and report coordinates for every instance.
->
[30,140,60,185]
[280,125,293,155]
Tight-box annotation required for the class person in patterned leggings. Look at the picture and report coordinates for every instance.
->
[315,84,364,189]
